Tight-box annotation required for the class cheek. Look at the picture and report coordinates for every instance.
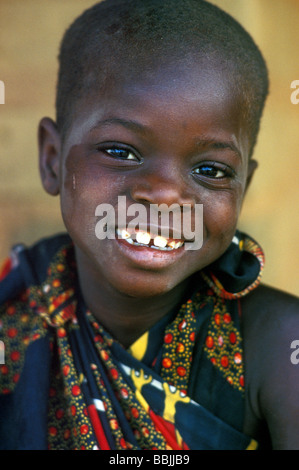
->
[201,190,242,239]
[60,146,128,249]
[60,147,104,239]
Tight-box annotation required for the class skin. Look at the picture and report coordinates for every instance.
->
[242,286,299,449]
[38,58,299,449]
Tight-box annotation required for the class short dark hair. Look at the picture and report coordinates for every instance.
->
[56,0,269,156]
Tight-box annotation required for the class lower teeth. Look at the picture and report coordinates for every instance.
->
[134,242,174,251]
[127,240,179,250]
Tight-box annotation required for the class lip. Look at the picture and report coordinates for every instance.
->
[114,236,186,269]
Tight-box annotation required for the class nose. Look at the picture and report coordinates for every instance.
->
[130,166,195,208]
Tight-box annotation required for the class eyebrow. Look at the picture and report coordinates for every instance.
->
[90,118,147,134]
[90,118,242,159]
[196,139,242,159]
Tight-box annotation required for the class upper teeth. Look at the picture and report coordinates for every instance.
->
[116,229,184,250]
[120,229,131,240]
[136,231,151,245]
[152,235,167,248]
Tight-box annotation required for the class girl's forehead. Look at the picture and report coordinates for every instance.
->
[75,59,244,130]
[64,65,250,165]
[108,56,237,97]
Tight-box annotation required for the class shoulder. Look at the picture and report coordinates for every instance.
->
[0,233,71,300]
[0,288,47,395]
[241,284,299,351]
[241,284,299,449]
[241,284,299,361]
[0,233,72,393]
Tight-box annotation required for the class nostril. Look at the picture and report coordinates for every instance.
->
[130,178,192,205]
[131,186,195,209]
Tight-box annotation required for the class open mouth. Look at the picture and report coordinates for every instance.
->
[116,228,185,251]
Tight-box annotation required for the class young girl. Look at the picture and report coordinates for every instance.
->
[1,0,299,450]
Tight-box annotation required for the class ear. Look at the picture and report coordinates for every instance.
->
[245,158,258,194]
[38,117,61,196]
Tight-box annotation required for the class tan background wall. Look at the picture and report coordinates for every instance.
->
[0,0,299,295]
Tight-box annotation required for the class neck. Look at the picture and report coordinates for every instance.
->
[75,254,193,348]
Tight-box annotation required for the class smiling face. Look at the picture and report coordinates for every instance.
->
[39,59,257,300]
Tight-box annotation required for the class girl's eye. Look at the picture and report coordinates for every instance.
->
[192,164,230,179]
[105,147,139,161]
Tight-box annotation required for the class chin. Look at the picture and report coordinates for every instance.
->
[113,275,181,299]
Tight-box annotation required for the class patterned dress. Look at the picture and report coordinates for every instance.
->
[0,231,265,450]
